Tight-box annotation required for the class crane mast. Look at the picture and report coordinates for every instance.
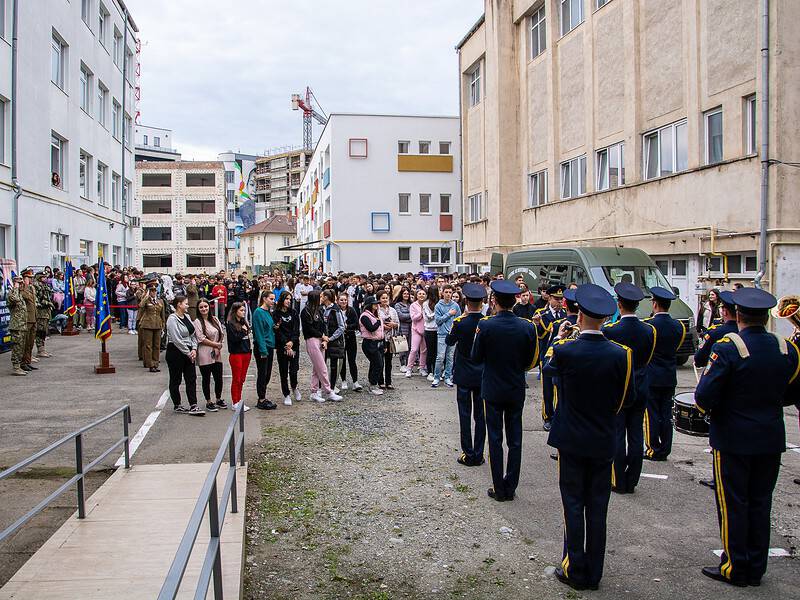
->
[291,87,328,151]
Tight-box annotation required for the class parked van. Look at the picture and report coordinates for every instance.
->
[500,247,697,364]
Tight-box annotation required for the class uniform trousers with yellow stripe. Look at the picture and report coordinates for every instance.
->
[644,386,675,459]
[558,450,613,587]
[711,449,780,584]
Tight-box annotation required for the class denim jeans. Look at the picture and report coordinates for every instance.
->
[434,335,454,381]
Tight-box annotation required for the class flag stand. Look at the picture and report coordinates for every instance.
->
[61,317,79,336]
[95,338,116,374]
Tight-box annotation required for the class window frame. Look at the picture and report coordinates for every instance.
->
[418,141,430,155]
[111,99,121,139]
[51,32,66,90]
[560,0,585,37]
[527,169,548,208]
[96,162,107,206]
[398,193,410,215]
[419,193,431,215]
[468,64,481,107]
[97,82,108,126]
[439,193,451,215]
[438,141,451,155]
[111,172,121,212]
[51,133,64,189]
[704,107,723,165]
[529,4,546,60]
[745,95,757,156]
[0,99,6,164]
[595,141,625,191]
[467,192,483,223]
[559,155,587,200]
[113,28,123,68]
[397,140,410,154]
[79,150,89,199]
[398,246,411,262]
[79,64,92,114]
[98,2,109,47]
[642,119,688,180]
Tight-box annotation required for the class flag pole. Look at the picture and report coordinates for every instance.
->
[94,252,115,374]
[62,257,79,336]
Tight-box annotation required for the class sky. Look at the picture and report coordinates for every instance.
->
[127,0,484,161]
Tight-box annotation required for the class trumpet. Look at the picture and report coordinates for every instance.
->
[772,295,800,330]
[559,322,581,339]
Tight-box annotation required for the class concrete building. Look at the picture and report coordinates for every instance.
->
[457,0,799,317]
[254,148,311,219]
[219,151,259,270]
[237,214,297,274]
[133,161,226,273]
[0,0,139,268]
[295,114,462,274]
[134,124,180,162]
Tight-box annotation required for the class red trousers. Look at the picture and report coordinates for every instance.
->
[228,352,251,404]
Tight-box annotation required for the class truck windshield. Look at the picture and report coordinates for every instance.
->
[591,266,672,297]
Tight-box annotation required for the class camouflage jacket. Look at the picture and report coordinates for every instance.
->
[7,287,28,330]
[34,281,55,319]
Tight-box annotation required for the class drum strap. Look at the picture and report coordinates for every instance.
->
[726,333,750,359]
[773,333,788,355]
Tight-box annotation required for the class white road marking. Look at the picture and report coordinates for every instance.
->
[640,473,668,480]
[114,410,161,467]
[704,448,712,453]
[714,548,791,558]
[155,389,170,410]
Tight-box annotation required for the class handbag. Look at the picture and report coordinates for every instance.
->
[389,334,409,354]
[326,336,345,359]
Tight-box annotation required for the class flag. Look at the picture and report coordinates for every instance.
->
[63,259,77,317]
[95,252,112,341]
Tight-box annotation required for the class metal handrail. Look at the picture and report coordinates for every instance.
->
[0,405,132,544]
[158,401,245,600]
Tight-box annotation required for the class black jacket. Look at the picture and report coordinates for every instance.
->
[602,315,656,409]
[226,321,251,354]
[300,305,326,339]
[343,306,359,336]
[446,311,483,388]
[274,308,300,347]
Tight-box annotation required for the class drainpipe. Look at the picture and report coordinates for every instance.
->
[10,0,19,265]
[120,9,128,266]
[754,0,770,289]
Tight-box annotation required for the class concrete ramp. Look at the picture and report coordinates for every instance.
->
[0,463,247,599]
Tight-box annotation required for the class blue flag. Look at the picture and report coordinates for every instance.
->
[95,252,112,341]
[63,259,77,317]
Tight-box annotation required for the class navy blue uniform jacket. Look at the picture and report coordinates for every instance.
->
[544,333,633,459]
[693,319,737,368]
[446,311,483,389]
[644,313,685,387]
[602,316,656,409]
[471,311,539,405]
[695,327,800,455]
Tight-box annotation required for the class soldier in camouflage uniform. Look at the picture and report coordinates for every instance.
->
[7,275,28,376]
[19,268,38,371]
[34,272,54,358]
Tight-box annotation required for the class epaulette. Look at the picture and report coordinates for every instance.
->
[608,340,632,352]
[553,337,576,347]
[480,315,493,321]
[642,317,653,322]
[602,320,619,329]
[453,314,465,323]
[707,322,721,331]
[717,336,732,344]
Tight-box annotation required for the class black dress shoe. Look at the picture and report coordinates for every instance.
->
[26,363,38,370]
[487,487,513,502]
[699,479,716,490]
[542,420,552,432]
[149,367,161,373]
[550,452,558,461]
[644,455,667,462]
[554,567,597,591]
[256,400,277,410]
[611,486,628,495]
[20,364,32,371]
[701,566,747,587]
[747,578,761,587]
[457,454,470,466]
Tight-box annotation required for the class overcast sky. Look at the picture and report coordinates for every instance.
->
[127,0,484,160]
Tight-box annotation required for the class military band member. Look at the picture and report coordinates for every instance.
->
[694,290,738,368]
[19,269,38,372]
[602,282,656,493]
[139,281,166,372]
[445,283,487,466]
[7,275,28,376]
[471,280,539,502]
[643,286,685,461]
[34,272,54,359]
[695,288,800,587]
[540,289,578,431]
[546,284,633,591]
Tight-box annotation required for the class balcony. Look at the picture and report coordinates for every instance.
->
[256,180,271,191]
[397,154,453,173]
[322,168,330,189]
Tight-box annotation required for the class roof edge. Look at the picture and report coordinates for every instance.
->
[455,13,485,50]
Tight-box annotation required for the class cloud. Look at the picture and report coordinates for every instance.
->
[127,0,483,158]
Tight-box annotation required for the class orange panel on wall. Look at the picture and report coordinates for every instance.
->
[397,155,453,172]
[440,214,453,231]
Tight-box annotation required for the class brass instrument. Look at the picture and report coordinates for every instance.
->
[562,323,581,339]
[772,294,800,330]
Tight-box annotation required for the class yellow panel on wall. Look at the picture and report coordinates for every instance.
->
[397,155,454,173]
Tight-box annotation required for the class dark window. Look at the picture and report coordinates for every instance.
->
[141,226,172,241]
[672,260,687,277]
[186,200,216,214]
[185,173,216,187]
[141,173,171,187]
[727,255,742,274]
[186,254,216,268]
[142,254,172,268]
[541,264,570,286]
[141,200,172,214]
[707,257,722,272]
[398,247,411,261]
[655,260,669,275]
[745,255,757,272]
[571,265,590,284]
[186,226,216,241]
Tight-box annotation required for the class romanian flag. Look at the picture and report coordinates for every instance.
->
[63,259,77,317]
[94,251,112,341]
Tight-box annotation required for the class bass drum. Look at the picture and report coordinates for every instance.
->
[673,392,709,437]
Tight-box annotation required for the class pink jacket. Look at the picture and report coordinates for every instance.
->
[359,310,384,340]
[409,301,425,335]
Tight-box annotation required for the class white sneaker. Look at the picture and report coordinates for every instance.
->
[420,369,428,377]
[445,378,454,387]
[352,381,363,392]
[431,378,440,388]
[341,381,349,390]
[284,395,292,406]
[128,330,136,335]
[399,365,407,373]
[427,373,434,382]
[294,388,302,401]
[333,386,340,395]
[312,392,325,403]
[327,391,343,402]
[242,404,251,412]
[405,370,412,378]
[369,386,384,396]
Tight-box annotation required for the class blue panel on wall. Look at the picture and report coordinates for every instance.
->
[371,212,390,232]
[326,243,331,262]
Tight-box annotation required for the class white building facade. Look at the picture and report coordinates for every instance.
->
[296,114,462,274]
[134,124,180,162]
[237,215,297,274]
[0,0,139,269]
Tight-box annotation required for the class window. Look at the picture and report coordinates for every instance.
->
[112,100,120,139]
[226,190,234,204]
[51,32,66,89]
[745,95,757,155]
[371,212,390,232]
[596,142,625,191]
[124,47,134,83]
[529,5,546,59]
[96,163,107,205]
[440,194,451,214]
[186,254,216,268]
[672,259,687,277]
[560,0,584,36]
[51,134,64,189]
[143,254,172,268]
[655,259,668,276]
[227,208,235,221]
[97,82,108,126]
[141,173,171,187]
[643,120,688,180]
[420,247,451,265]
[596,0,611,7]
[112,245,120,266]
[468,64,481,107]
[282,236,291,246]
[418,141,430,155]
[560,155,586,199]
[82,0,91,25]
[398,193,410,214]
[186,200,216,214]
[398,141,409,154]
[123,180,130,214]
[98,3,109,46]
[143,134,148,146]
[113,28,122,68]
[79,151,89,198]
[349,138,368,158]
[419,193,431,214]
[79,239,92,258]
[0,0,5,39]
[704,108,723,165]
[398,247,411,262]
[141,227,171,242]
[0,100,4,164]
[528,170,547,207]
[141,200,171,214]
[124,114,132,144]
[79,65,91,113]
[51,233,68,269]
[438,141,451,155]
[468,192,483,222]
[154,136,161,147]
[225,170,234,184]
[186,227,216,241]
[186,173,215,187]
[111,173,121,211]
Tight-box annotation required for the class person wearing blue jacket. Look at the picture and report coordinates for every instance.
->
[432,285,461,387]
[252,290,277,411]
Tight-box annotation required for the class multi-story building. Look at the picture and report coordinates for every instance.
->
[134,124,180,162]
[0,0,139,268]
[219,151,259,270]
[295,114,461,273]
[457,0,799,317]
[254,148,311,219]
[237,215,297,274]
[134,161,226,273]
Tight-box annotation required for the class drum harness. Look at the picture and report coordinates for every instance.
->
[718,332,788,360]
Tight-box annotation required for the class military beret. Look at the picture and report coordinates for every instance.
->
[20,268,34,278]
[614,282,644,303]
[732,287,776,314]
[462,282,486,301]
[650,286,676,302]
[575,283,617,319]
[490,280,521,296]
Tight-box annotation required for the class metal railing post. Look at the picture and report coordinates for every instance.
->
[208,482,224,599]
[123,406,131,469]
[228,435,238,515]
[75,433,85,519]
[238,406,245,467]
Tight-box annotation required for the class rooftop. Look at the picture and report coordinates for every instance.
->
[134,160,223,170]
[238,215,297,237]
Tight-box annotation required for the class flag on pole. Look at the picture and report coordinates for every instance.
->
[95,251,112,341]
[63,258,77,317]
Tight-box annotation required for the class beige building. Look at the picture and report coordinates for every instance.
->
[237,215,297,274]
[254,149,311,217]
[457,0,799,316]
[134,161,226,273]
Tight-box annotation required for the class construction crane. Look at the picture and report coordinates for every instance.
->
[291,87,328,151]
